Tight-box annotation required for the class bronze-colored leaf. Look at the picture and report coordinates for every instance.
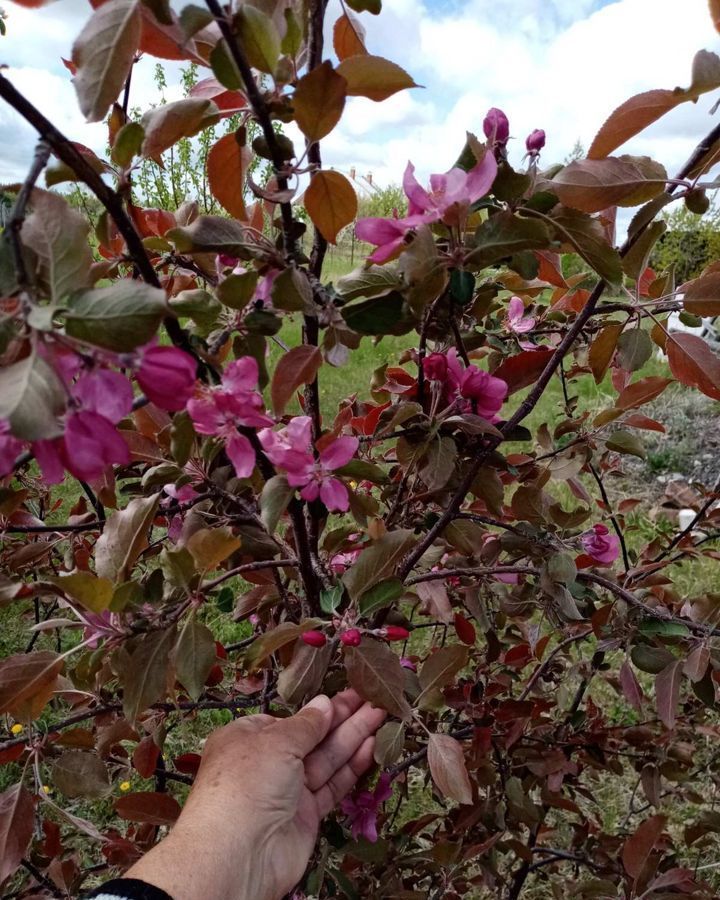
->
[304,170,358,244]
[344,638,411,720]
[427,733,473,804]
[293,60,347,142]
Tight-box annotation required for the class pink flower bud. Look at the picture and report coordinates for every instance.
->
[340,628,362,647]
[525,129,546,155]
[383,625,410,642]
[423,352,448,382]
[136,346,197,412]
[483,107,510,145]
[399,657,417,672]
[301,630,327,648]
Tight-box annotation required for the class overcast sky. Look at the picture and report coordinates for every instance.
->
[1,0,720,211]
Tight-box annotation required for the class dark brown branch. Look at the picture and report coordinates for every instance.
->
[652,473,720,563]
[0,520,104,534]
[6,139,51,293]
[587,462,630,572]
[204,0,297,259]
[0,73,204,372]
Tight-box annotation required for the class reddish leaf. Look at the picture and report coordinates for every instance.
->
[622,814,667,879]
[655,660,683,730]
[620,660,644,712]
[667,333,720,401]
[141,98,219,158]
[173,753,202,777]
[549,156,667,214]
[492,349,554,394]
[589,323,623,383]
[454,613,476,646]
[344,639,411,721]
[114,791,181,825]
[271,345,323,416]
[589,91,681,160]
[304,170,358,244]
[333,11,367,60]
[207,132,251,221]
[712,0,720,33]
[0,745,25,766]
[0,651,63,719]
[624,414,666,433]
[427,734,473,804]
[0,784,34,885]
[293,60,347,142]
[683,645,710,684]
[615,376,673,411]
[682,272,720,316]
[133,737,160,778]
[416,645,468,710]
[189,77,247,115]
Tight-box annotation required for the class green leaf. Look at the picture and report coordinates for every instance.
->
[167,216,250,257]
[51,572,114,613]
[95,494,161,583]
[270,267,312,313]
[464,212,551,271]
[341,292,417,336]
[245,620,323,670]
[358,577,404,616]
[547,206,623,285]
[217,271,259,309]
[173,617,216,700]
[320,584,344,615]
[171,289,222,332]
[335,264,403,301]
[345,0,381,11]
[616,329,653,372]
[111,121,145,168]
[399,224,449,316]
[622,220,666,281]
[638,620,690,638]
[606,430,646,459]
[216,586,234,613]
[236,5,281,75]
[260,475,294,534]
[64,281,167,352]
[118,627,176,723]
[335,459,389,485]
[0,354,65,441]
[343,530,417,602]
[186,526,241,572]
[547,553,578,585]
[22,192,93,303]
[141,98,220,158]
[210,39,243,90]
[631,644,675,675]
[71,0,142,122]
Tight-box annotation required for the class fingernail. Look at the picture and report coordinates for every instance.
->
[305,694,331,716]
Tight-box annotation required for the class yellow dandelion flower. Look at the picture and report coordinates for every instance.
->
[119,781,131,792]
[42,785,51,794]
[349,481,358,489]
[10,723,23,735]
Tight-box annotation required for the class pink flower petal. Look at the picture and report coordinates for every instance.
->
[319,477,349,511]
[226,432,256,479]
[319,435,358,470]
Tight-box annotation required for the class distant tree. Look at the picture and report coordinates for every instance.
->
[652,198,720,283]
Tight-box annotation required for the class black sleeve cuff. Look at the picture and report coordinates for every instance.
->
[83,878,174,900]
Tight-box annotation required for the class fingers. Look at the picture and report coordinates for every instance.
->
[313,735,376,819]
[329,688,364,730]
[305,701,386,792]
[273,694,334,758]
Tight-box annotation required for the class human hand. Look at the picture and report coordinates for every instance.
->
[126,690,387,900]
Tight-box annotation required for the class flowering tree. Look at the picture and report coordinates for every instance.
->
[3,1,720,897]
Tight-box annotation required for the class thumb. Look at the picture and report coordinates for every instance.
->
[277,694,333,759]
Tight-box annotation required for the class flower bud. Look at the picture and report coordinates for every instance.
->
[383,625,410,642]
[525,128,546,155]
[301,630,327,648]
[399,657,417,672]
[483,107,510,145]
[340,628,362,647]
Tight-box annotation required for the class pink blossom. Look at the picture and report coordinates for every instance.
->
[0,419,24,477]
[340,773,393,843]
[258,416,358,512]
[187,357,272,479]
[399,657,417,672]
[423,348,507,420]
[163,483,199,504]
[402,157,497,227]
[356,154,497,262]
[505,297,536,335]
[136,345,197,411]
[483,107,510,145]
[354,213,423,265]
[581,524,620,565]
[33,368,133,484]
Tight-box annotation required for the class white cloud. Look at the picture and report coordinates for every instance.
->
[1,0,719,229]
